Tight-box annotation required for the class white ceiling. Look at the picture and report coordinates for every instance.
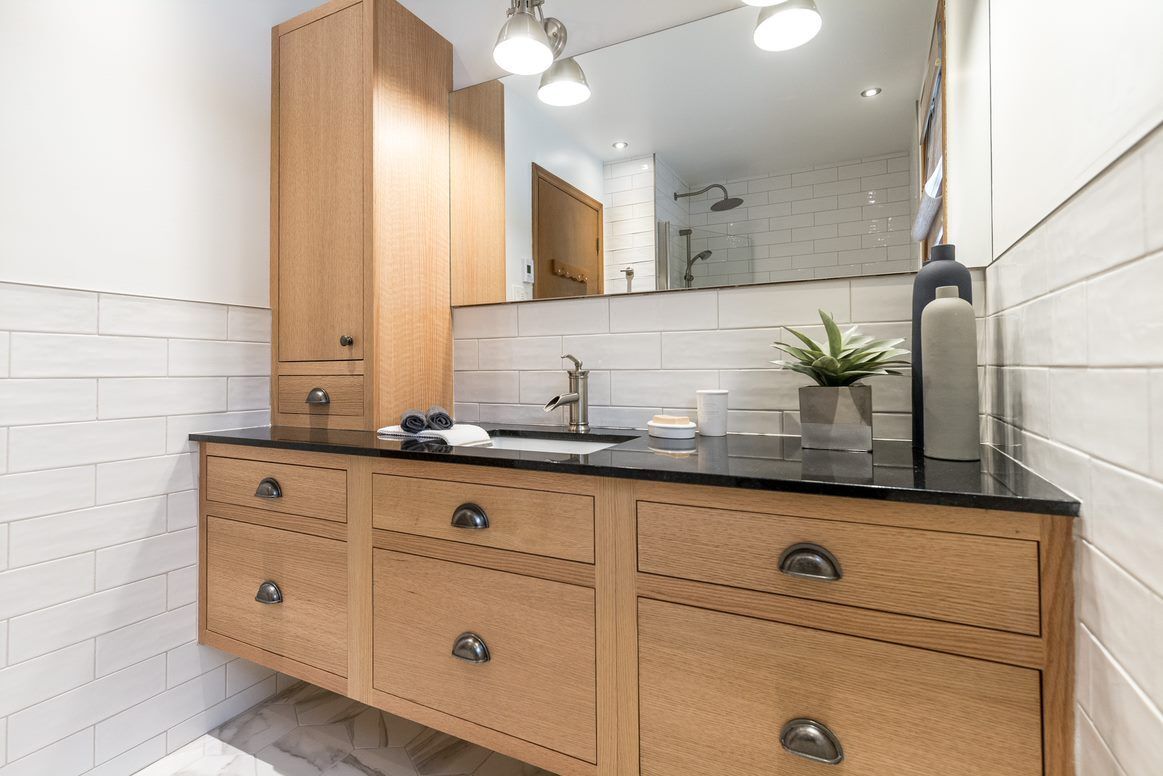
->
[399,0,744,89]
[497,0,938,186]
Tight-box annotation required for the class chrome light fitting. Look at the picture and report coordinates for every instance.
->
[493,0,565,75]
[753,0,823,52]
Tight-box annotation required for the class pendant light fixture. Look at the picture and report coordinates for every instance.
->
[493,0,566,76]
[538,56,590,106]
[753,0,823,52]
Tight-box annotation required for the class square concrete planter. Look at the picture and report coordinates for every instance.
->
[799,385,873,452]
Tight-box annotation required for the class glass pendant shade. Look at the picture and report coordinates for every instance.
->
[754,0,823,52]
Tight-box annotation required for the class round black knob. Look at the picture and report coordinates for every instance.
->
[339,335,354,347]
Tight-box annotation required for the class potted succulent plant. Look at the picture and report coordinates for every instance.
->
[772,310,910,451]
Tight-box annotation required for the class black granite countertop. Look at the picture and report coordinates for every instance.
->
[190,425,1079,516]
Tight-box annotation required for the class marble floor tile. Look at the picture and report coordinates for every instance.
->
[136,682,556,776]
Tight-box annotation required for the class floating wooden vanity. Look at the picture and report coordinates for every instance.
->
[194,434,1076,776]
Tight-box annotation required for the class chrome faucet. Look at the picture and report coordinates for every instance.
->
[544,354,590,433]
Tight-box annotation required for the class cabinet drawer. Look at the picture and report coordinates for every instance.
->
[277,374,365,416]
[637,501,1041,634]
[372,475,594,562]
[206,456,347,523]
[206,517,347,677]
[639,599,1042,776]
[373,551,596,763]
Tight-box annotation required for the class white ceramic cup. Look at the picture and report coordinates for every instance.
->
[696,389,729,437]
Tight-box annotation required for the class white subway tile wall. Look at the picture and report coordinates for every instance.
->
[985,123,1163,775]
[0,283,274,775]
[603,154,657,293]
[676,152,920,288]
[451,273,980,438]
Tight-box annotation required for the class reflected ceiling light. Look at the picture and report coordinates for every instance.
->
[861,87,883,98]
[493,0,567,76]
[754,0,823,52]
[612,141,630,150]
[538,56,591,106]
[742,0,786,5]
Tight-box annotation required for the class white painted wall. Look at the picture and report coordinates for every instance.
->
[0,0,319,308]
[989,0,1163,256]
[503,87,605,300]
[944,0,993,267]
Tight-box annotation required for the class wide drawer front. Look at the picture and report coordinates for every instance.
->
[205,517,347,676]
[206,455,347,523]
[372,551,596,763]
[638,599,1043,776]
[637,501,1041,635]
[372,475,595,563]
[277,374,365,416]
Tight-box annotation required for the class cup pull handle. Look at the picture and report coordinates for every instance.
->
[451,503,489,529]
[780,718,844,765]
[778,543,842,581]
[254,477,282,499]
[451,632,490,663]
[255,581,284,605]
[306,388,331,405]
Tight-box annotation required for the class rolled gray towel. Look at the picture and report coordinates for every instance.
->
[426,406,453,430]
[400,409,427,435]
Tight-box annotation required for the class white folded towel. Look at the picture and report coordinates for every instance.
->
[377,423,492,447]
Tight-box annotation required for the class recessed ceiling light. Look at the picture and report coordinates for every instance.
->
[753,0,822,52]
[861,87,883,98]
[612,141,629,150]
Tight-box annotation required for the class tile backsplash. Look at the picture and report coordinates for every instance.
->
[0,283,276,774]
[453,272,984,440]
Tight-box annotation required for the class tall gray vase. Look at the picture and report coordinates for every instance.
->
[921,286,980,461]
[911,243,972,449]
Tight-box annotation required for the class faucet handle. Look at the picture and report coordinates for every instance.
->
[561,354,583,372]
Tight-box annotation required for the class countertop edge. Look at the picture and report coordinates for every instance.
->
[190,431,1081,518]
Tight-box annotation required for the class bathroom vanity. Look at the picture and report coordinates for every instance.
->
[191,427,1077,776]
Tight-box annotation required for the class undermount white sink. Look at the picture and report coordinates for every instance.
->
[486,435,622,455]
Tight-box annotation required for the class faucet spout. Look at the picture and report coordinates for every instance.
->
[544,392,580,411]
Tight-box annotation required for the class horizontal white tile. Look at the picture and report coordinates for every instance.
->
[7,418,166,473]
[0,728,92,776]
[0,554,94,622]
[838,160,888,180]
[1087,251,1163,366]
[588,405,660,429]
[95,666,226,763]
[165,410,270,453]
[453,371,519,404]
[9,497,166,568]
[560,332,661,370]
[476,337,563,370]
[0,331,8,377]
[227,306,271,342]
[0,466,95,523]
[96,528,197,590]
[98,377,228,419]
[165,642,231,689]
[719,369,810,410]
[611,371,718,407]
[86,735,167,776]
[661,328,782,369]
[518,296,609,336]
[850,273,914,321]
[452,304,518,339]
[1086,631,1163,776]
[167,565,198,609]
[609,290,718,333]
[167,490,198,532]
[814,206,866,225]
[97,604,197,676]
[9,333,167,377]
[718,279,851,328]
[227,376,270,411]
[168,340,268,376]
[7,656,166,761]
[0,524,6,571]
[99,294,227,339]
[7,577,166,664]
[225,659,275,696]
[0,641,94,718]
[96,452,197,505]
[1088,459,1163,599]
[518,370,611,406]
[0,283,98,333]
[165,675,275,755]
[453,339,478,371]
[0,378,96,426]
[477,403,564,426]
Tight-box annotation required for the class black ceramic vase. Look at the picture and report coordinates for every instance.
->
[911,244,972,449]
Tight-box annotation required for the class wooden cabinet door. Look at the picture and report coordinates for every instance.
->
[276,4,365,362]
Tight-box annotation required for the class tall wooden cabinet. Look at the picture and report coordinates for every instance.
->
[271,0,453,431]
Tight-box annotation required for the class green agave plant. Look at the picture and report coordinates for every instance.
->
[772,309,910,388]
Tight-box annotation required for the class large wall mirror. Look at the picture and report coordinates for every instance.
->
[450,0,944,304]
